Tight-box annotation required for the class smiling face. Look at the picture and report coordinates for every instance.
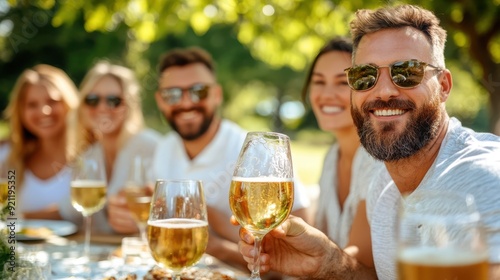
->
[350,27,449,161]
[21,83,69,140]
[82,75,127,136]
[155,63,222,141]
[309,50,354,134]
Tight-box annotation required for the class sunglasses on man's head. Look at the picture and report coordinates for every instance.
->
[83,94,123,108]
[159,84,210,105]
[344,59,442,91]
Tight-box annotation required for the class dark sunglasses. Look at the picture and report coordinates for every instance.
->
[344,59,442,91]
[159,84,210,105]
[83,94,123,108]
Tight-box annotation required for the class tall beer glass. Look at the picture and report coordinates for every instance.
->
[229,132,295,280]
[147,180,208,280]
[70,155,107,273]
[396,190,489,280]
[481,209,500,279]
[124,155,153,242]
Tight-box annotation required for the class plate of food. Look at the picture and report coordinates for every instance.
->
[15,219,78,241]
[103,265,239,280]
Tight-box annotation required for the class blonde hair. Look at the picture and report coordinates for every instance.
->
[76,60,144,154]
[350,4,447,68]
[4,64,79,187]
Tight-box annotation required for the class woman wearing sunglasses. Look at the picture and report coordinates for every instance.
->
[59,60,161,233]
[0,64,79,220]
[301,37,384,267]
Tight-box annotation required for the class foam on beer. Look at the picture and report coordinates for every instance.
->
[398,246,489,265]
[71,179,106,188]
[232,176,294,182]
[148,218,208,228]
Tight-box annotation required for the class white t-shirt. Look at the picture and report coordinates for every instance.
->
[59,128,161,233]
[314,144,382,248]
[0,143,71,214]
[152,119,310,219]
[367,118,500,280]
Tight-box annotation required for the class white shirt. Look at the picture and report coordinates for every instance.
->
[0,143,71,214]
[367,118,500,280]
[59,128,162,233]
[152,119,310,218]
[314,145,382,248]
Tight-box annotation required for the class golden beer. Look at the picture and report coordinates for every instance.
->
[229,177,294,235]
[147,218,208,271]
[0,180,8,206]
[71,180,107,216]
[397,247,489,280]
[125,190,151,225]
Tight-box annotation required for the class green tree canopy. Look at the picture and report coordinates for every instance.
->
[1,0,498,134]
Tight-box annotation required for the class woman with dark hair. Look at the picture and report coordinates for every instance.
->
[301,37,382,266]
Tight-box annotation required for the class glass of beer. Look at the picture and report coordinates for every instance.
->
[147,180,208,280]
[124,155,153,242]
[396,190,489,280]
[481,209,500,279]
[229,132,295,280]
[70,155,107,272]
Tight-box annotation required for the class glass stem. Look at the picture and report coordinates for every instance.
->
[250,236,263,280]
[84,214,91,261]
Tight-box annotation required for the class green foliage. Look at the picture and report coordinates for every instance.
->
[0,0,498,134]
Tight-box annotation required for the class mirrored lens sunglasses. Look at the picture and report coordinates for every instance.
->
[159,84,210,105]
[84,94,123,108]
[344,59,442,91]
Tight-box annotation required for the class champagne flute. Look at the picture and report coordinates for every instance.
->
[229,132,295,280]
[70,156,107,269]
[124,155,153,242]
[396,190,489,280]
[147,180,209,280]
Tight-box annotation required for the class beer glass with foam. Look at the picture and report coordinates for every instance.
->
[70,155,107,275]
[229,132,295,280]
[124,155,153,243]
[147,180,208,280]
[396,190,489,280]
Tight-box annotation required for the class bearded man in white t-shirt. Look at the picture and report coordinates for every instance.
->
[236,5,500,280]
[109,46,311,270]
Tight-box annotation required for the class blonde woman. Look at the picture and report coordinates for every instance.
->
[0,64,79,220]
[59,60,161,233]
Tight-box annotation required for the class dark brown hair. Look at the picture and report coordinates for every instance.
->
[158,46,216,75]
[350,5,447,67]
[301,37,353,103]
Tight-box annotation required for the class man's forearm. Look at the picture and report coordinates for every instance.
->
[310,242,378,280]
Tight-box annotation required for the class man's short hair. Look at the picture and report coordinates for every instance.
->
[350,5,447,67]
[158,47,216,75]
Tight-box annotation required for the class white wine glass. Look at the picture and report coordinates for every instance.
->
[124,155,153,242]
[396,190,489,280]
[147,180,209,280]
[70,155,107,272]
[229,132,295,280]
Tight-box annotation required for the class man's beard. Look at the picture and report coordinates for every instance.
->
[166,108,215,141]
[351,97,441,162]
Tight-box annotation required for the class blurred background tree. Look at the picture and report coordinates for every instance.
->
[0,0,498,141]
